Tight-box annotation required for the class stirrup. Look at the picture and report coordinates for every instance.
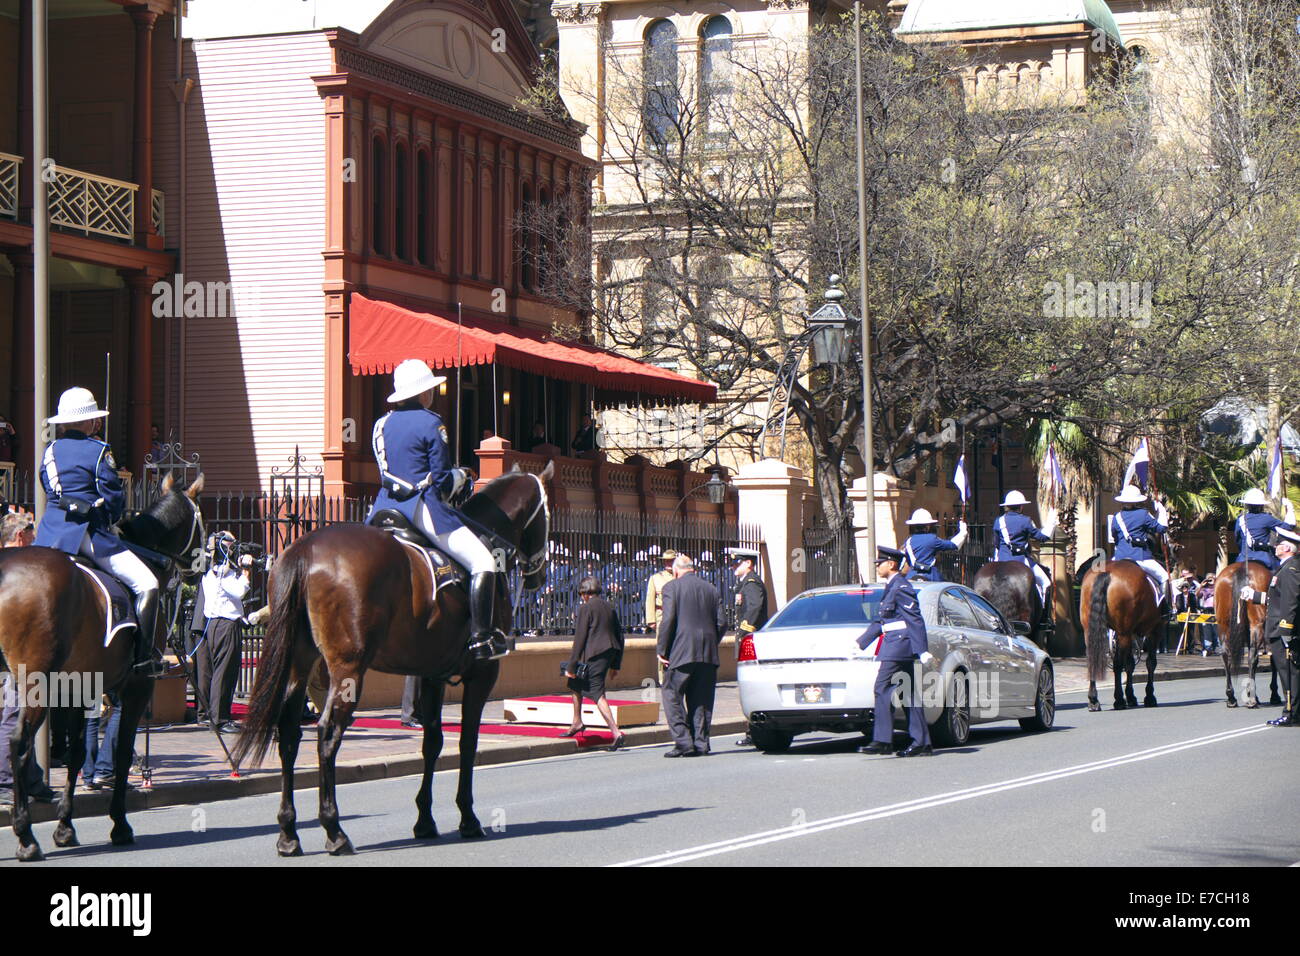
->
[468,629,512,661]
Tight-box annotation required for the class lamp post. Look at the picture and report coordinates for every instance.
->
[673,471,729,513]
[854,0,875,583]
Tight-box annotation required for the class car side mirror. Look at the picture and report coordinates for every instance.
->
[1011,620,1032,637]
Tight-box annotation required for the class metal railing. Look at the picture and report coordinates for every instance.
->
[0,151,19,219]
[802,515,860,590]
[49,164,137,241]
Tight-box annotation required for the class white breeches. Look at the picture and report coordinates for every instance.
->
[1012,555,1052,602]
[414,503,496,575]
[79,537,157,597]
[1135,558,1168,604]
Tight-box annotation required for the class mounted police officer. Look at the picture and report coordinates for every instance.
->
[34,387,163,675]
[366,359,507,660]
[1233,488,1296,572]
[1240,526,1300,726]
[1109,484,1170,611]
[856,546,934,757]
[992,490,1056,604]
[901,509,967,582]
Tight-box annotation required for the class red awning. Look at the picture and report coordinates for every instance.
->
[348,294,717,405]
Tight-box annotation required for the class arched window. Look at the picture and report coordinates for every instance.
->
[416,149,431,265]
[643,19,679,150]
[394,142,409,260]
[371,137,387,256]
[700,16,733,138]
[520,182,534,291]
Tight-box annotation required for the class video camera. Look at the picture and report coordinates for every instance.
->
[209,533,269,573]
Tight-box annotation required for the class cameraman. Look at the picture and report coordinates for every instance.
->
[197,532,252,733]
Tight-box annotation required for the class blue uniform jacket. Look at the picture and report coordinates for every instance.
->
[34,430,128,558]
[1109,508,1167,562]
[903,532,957,581]
[1234,511,1293,570]
[857,573,928,661]
[366,408,464,536]
[993,511,1049,562]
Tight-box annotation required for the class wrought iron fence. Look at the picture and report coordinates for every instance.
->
[935,520,993,585]
[802,515,859,590]
[512,509,762,637]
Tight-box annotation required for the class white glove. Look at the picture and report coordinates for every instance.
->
[1239,585,1257,602]
[950,521,969,550]
[1041,507,1059,539]
[449,467,470,498]
[919,651,936,666]
[1154,501,1169,525]
[1284,499,1296,525]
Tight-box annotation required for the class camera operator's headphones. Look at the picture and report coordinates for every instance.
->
[210,532,237,568]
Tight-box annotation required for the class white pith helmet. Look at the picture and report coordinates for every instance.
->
[48,387,109,424]
[1241,488,1268,507]
[1115,485,1147,504]
[906,508,937,525]
[1000,490,1029,508]
[388,359,447,403]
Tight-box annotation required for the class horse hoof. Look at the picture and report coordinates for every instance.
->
[326,835,355,856]
[15,843,44,863]
[1126,698,1139,709]
[1113,700,1127,711]
[1088,702,1101,712]
[1226,699,1238,708]
[52,824,79,848]
[110,824,135,846]
[1246,700,1259,710]
[1270,696,1283,706]
[459,825,486,840]
[413,822,439,840]
[1144,697,1157,708]
[276,839,303,857]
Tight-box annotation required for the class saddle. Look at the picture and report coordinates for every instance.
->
[70,557,137,648]
[369,510,469,594]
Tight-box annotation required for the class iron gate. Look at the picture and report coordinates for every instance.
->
[802,515,859,590]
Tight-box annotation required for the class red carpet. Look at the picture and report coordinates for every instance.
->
[208,702,616,744]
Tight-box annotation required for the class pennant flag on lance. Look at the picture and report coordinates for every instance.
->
[1122,438,1150,492]
[1047,444,1066,504]
[954,453,970,503]
[1269,436,1284,499]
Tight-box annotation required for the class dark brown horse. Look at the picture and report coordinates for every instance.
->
[973,561,1048,647]
[1214,561,1279,708]
[0,474,206,861]
[1080,559,1161,711]
[231,464,551,856]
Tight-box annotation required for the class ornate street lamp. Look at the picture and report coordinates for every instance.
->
[758,276,852,459]
[674,471,729,512]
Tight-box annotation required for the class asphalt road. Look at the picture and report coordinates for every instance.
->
[2,676,1296,867]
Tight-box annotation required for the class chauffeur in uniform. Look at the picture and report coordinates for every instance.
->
[730,547,768,747]
[857,546,935,757]
[1241,526,1300,726]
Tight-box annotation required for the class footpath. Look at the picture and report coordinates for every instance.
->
[0,655,1242,826]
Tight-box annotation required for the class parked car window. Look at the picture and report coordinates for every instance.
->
[937,589,980,629]
[963,591,1012,635]
[766,589,884,628]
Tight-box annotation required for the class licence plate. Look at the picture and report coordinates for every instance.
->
[796,684,828,704]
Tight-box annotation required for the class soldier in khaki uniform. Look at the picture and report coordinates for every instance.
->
[645,548,677,685]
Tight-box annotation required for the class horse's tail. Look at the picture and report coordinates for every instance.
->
[232,548,307,769]
[1225,564,1249,665]
[1086,571,1112,681]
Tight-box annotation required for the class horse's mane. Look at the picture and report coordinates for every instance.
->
[118,480,198,551]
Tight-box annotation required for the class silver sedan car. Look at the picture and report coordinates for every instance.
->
[737,581,1055,752]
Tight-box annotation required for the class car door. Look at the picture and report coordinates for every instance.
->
[935,587,992,680]
[961,589,1033,708]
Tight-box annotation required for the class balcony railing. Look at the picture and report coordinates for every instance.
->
[0,156,163,241]
[0,151,19,219]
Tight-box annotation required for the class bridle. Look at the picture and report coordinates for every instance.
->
[517,472,550,579]
[157,491,206,571]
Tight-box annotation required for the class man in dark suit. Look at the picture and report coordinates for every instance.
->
[857,546,935,757]
[656,554,724,757]
[1241,526,1300,725]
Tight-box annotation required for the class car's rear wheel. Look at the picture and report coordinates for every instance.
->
[931,669,971,748]
[1019,664,1056,732]
[748,725,794,754]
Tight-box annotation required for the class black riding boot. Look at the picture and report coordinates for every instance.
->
[132,589,166,677]
[467,572,509,661]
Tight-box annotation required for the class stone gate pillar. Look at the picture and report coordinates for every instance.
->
[732,458,809,611]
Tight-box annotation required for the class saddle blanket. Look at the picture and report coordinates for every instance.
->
[394,537,466,602]
[73,561,137,648]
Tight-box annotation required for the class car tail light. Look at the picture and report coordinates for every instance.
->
[737,635,756,662]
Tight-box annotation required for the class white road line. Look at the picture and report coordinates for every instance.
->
[610,724,1268,867]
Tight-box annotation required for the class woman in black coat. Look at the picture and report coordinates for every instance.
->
[564,576,627,750]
